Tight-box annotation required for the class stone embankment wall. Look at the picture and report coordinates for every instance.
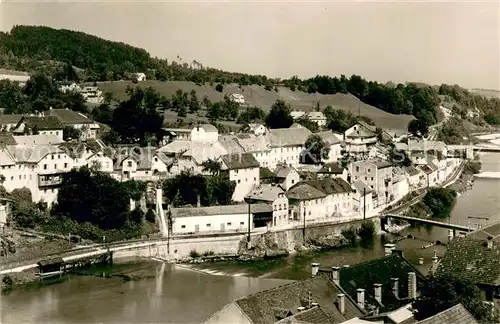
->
[112,218,381,262]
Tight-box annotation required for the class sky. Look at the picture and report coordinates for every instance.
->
[1,0,499,90]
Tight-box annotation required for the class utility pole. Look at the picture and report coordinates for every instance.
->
[303,209,306,246]
[246,199,251,248]
[363,187,366,222]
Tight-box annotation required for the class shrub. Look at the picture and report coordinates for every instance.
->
[202,250,215,256]
[358,221,375,242]
[341,227,357,246]
[215,83,223,92]
[464,160,481,174]
[189,249,200,258]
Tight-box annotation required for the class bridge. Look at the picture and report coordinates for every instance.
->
[380,214,479,234]
[447,144,500,153]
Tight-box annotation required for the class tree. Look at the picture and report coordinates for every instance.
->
[302,134,329,165]
[408,119,429,137]
[413,274,498,323]
[91,103,113,125]
[202,95,212,109]
[237,106,266,124]
[201,159,222,176]
[296,117,319,132]
[422,188,457,218]
[189,89,200,113]
[215,83,223,92]
[324,106,357,132]
[63,126,81,141]
[265,99,294,129]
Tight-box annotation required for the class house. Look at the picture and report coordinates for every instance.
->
[0,198,12,230]
[246,184,288,227]
[202,275,364,324]
[348,160,394,205]
[0,114,24,132]
[320,252,426,314]
[162,126,193,141]
[291,111,306,120]
[404,166,423,189]
[171,203,272,234]
[259,167,275,184]
[59,81,81,93]
[268,124,312,169]
[273,164,301,190]
[0,68,30,86]
[135,72,147,81]
[246,123,266,136]
[352,180,373,219]
[398,140,448,165]
[307,111,327,127]
[229,93,245,104]
[220,153,261,202]
[390,167,410,202]
[47,108,100,140]
[191,124,219,143]
[317,163,348,182]
[415,304,478,324]
[13,116,64,141]
[114,147,157,181]
[316,131,342,163]
[418,164,438,187]
[237,135,272,168]
[343,122,378,159]
[286,178,354,224]
[361,303,415,324]
[80,86,103,104]
[436,222,500,305]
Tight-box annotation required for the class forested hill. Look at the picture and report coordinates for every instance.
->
[2,25,500,128]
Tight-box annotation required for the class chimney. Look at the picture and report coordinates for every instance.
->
[374,283,382,304]
[343,265,350,269]
[311,263,320,277]
[408,272,417,299]
[337,293,345,314]
[487,236,494,249]
[297,307,306,312]
[384,244,395,256]
[356,288,365,309]
[391,278,399,299]
[331,266,340,286]
[432,250,438,265]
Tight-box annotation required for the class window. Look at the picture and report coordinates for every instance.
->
[64,163,68,168]
[181,225,186,228]
[309,211,312,215]
[23,175,26,179]
[274,205,277,211]
[54,164,57,169]
[292,179,295,184]
[365,177,367,180]
[51,155,54,160]
[43,164,48,170]
[58,155,60,159]
[18,175,21,180]
[238,180,241,184]
[356,166,359,172]
[371,177,374,181]
[367,169,371,173]
[127,161,133,167]
[29,175,32,180]
[254,177,256,181]
[10,176,13,181]
[145,171,149,175]
[206,223,211,227]
[235,169,238,174]
[227,222,232,226]
[279,204,282,210]
[240,222,244,225]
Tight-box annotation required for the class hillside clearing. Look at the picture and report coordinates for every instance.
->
[99,81,414,132]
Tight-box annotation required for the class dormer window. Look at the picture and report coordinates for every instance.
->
[127,161,133,167]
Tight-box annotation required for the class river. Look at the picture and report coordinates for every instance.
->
[2,153,500,324]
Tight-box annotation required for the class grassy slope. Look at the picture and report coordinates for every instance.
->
[99,80,414,132]
[469,89,500,99]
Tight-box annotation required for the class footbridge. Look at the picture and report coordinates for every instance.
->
[380,214,482,234]
[447,144,500,153]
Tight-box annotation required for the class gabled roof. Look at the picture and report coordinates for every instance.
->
[404,166,421,177]
[357,121,377,132]
[21,116,64,130]
[171,203,272,218]
[416,304,478,324]
[237,135,270,153]
[115,147,156,170]
[0,150,15,166]
[221,153,260,170]
[286,182,327,201]
[315,131,341,145]
[306,111,327,120]
[47,108,95,125]
[275,164,297,178]
[13,134,63,146]
[246,184,285,202]
[0,114,23,125]
[218,135,246,154]
[352,180,373,195]
[275,306,334,324]
[0,134,17,146]
[269,125,312,147]
[194,124,218,133]
[260,167,275,179]
[6,144,63,163]
[339,254,426,313]
[37,257,64,267]
[318,163,345,174]
[234,275,364,324]
[305,178,353,195]
[436,236,500,285]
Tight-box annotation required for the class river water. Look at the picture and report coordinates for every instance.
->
[2,154,500,324]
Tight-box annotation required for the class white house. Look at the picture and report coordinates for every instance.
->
[273,164,300,190]
[343,121,378,159]
[220,153,261,202]
[59,82,81,93]
[317,163,348,182]
[235,135,271,168]
[12,116,64,141]
[115,147,158,181]
[80,86,103,104]
[246,123,266,136]
[348,159,394,204]
[191,124,219,143]
[403,165,423,189]
[290,111,306,119]
[419,164,439,187]
[229,93,245,104]
[170,203,272,234]
[352,180,373,219]
[47,108,100,140]
[0,68,30,86]
[135,73,147,82]
[0,114,24,132]
[390,167,410,202]
[316,131,342,163]
[246,184,288,227]
[306,111,327,127]
[268,124,312,169]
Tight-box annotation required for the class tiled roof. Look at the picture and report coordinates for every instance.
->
[316,131,341,145]
[307,112,327,120]
[0,134,17,146]
[246,184,285,202]
[352,180,373,195]
[419,165,434,175]
[305,178,353,195]
[47,108,94,125]
[237,135,270,153]
[275,164,297,178]
[404,166,421,177]
[426,157,439,171]
[468,221,500,242]
[234,275,364,324]
[59,140,88,158]
[416,304,478,324]
[286,182,327,201]
[0,150,15,166]
[260,167,275,179]
[6,144,63,163]
[318,163,345,174]
[346,127,376,139]
[115,147,156,170]
[275,306,334,324]
[339,254,426,313]
[218,135,245,154]
[22,116,64,130]
[171,203,272,218]
[436,236,500,285]
[13,134,63,146]
[407,140,447,152]
[0,114,23,125]
[357,121,377,133]
[269,125,311,147]
[221,153,260,170]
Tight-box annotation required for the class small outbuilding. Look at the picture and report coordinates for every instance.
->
[37,257,65,276]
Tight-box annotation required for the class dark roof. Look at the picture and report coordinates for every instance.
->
[436,236,500,285]
[0,134,17,146]
[37,257,64,267]
[221,153,260,170]
[172,203,272,217]
[275,164,297,178]
[318,163,345,174]
[234,275,364,324]
[260,167,275,179]
[339,254,426,313]
[0,114,23,124]
[23,116,64,130]
[404,166,421,176]
[468,221,500,242]
[276,306,335,324]
[416,304,478,324]
[419,165,434,175]
[305,178,353,195]
[286,182,327,201]
[352,180,373,195]
[48,108,94,124]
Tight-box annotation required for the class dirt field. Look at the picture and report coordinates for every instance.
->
[99,80,414,132]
